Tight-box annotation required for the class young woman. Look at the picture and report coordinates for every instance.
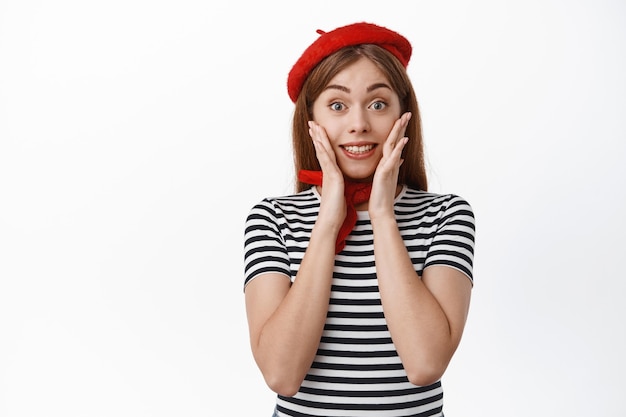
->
[243,22,475,417]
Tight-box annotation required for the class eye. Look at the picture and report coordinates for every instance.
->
[330,101,345,112]
[370,101,387,111]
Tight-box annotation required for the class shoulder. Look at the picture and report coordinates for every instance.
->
[403,188,476,280]
[398,187,474,218]
[246,188,319,221]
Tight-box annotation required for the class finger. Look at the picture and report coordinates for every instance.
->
[392,137,409,160]
[314,124,336,162]
[400,111,411,137]
[392,112,411,139]
[383,112,411,156]
[394,112,411,145]
[309,122,335,163]
[309,121,341,176]
[380,137,409,174]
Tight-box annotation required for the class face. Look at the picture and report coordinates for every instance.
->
[311,57,402,182]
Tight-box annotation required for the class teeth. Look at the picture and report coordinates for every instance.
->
[344,144,374,154]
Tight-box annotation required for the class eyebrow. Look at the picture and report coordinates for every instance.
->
[324,83,392,94]
[366,83,392,93]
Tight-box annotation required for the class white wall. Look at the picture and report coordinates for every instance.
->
[1,0,624,415]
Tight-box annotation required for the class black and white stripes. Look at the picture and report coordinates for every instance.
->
[244,186,475,417]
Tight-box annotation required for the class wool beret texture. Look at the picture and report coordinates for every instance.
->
[287,22,412,103]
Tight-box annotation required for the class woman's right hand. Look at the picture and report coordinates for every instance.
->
[308,121,346,233]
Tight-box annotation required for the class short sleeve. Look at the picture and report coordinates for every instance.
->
[423,195,476,282]
[243,199,291,291]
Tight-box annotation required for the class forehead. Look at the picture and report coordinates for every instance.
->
[326,57,390,89]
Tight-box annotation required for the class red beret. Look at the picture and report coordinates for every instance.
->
[287,22,412,103]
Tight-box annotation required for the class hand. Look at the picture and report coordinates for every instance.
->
[308,121,346,232]
[369,112,411,219]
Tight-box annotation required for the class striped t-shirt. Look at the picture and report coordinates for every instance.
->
[244,185,475,417]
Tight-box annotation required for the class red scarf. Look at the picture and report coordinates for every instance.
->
[298,170,372,254]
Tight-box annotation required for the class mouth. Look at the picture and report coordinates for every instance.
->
[341,144,376,155]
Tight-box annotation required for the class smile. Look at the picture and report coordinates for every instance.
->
[342,144,376,154]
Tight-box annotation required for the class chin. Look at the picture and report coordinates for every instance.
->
[339,161,380,183]
[343,172,375,183]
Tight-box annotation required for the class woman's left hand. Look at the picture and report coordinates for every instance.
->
[368,112,411,219]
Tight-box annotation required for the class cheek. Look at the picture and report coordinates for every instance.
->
[317,122,342,144]
[375,118,400,138]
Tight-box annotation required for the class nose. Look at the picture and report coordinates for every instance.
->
[348,108,370,134]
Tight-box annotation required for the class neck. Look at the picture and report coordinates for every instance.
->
[314,184,404,211]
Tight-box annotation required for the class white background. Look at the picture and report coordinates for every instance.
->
[1,0,625,415]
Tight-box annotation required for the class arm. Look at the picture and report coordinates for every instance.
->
[369,112,473,386]
[245,122,345,396]
[371,216,472,386]
[245,221,337,396]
